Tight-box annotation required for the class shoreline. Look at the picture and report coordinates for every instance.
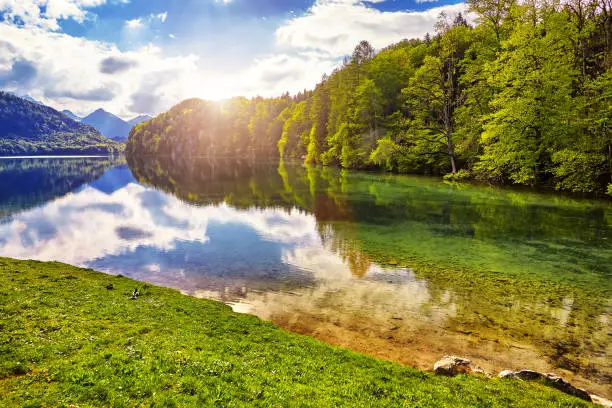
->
[0,155,115,159]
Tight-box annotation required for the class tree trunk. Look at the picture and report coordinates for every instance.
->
[443,90,457,174]
[608,143,612,183]
[447,132,458,174]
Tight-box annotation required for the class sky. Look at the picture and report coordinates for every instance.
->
[0,0,468,119]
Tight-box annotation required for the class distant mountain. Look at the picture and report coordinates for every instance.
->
[0,92,123,156]
[128,115,153,127]
[82,108,132,142]
[62,110,81,122]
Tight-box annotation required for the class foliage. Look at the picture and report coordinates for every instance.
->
[0,257,594,407]
[443,168,474,182]
[128,1,612,195]
[0,92,123,156]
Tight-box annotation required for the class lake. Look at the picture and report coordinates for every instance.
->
[1,156,610,397]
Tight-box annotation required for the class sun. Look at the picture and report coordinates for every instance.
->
[188,79,237,102]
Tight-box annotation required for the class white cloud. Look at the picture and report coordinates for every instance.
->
[0,22,201,117]
[125,18,142,29]
[276,0,469,55]
[0,0,109,30]
[125,11,167,29]
[237,51,338,97]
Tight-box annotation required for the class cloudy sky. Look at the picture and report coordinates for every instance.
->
[0,0,467,119]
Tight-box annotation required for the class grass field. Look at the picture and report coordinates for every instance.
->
[0,257,593,407]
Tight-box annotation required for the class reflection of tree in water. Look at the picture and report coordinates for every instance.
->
[127,155,611,386]
[0,156,125,219]
[128,155,292,209]
[278,162,376,279]
[309,171,372,279]
[336,240,371,278]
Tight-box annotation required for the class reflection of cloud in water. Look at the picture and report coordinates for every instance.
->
[0,182,360,295]
[89,222,316,293]
[0,184,209,264]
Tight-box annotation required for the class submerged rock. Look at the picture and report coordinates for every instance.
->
[498,369,592,402]
[433,356,488,377]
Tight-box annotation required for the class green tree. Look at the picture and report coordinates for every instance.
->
[477,3,578,185]
[400,21,472,174]
[278,100,311,158]
[306,78,331,164]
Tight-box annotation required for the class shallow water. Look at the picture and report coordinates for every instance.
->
[1,156,610,397]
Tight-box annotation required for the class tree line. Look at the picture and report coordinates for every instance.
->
[128,0,612,195]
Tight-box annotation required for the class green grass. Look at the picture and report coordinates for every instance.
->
[0,258,594,407]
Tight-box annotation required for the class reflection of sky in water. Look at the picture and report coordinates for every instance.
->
[0,170,412,304]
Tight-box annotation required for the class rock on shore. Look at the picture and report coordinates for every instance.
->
[498,370,591,402]
[433,356,488,377]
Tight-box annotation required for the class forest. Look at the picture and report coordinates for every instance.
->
[127,0,612,195]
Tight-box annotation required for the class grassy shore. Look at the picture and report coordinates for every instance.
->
[0,258,593,407]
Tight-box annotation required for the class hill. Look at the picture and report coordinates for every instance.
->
[0,92,123,156]
[82,108,132,142]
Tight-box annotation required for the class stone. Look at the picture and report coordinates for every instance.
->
[433,356,487,377]
[542,373,592,402]
[498,370,592,402]
[498,369,544,381]
[498,369,515,379]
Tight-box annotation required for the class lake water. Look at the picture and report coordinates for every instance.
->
[1,156,610,397]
